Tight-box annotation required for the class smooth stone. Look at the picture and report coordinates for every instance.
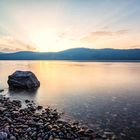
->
[0,95,97,140]
[0,132,7,140]
[0,89,4,93]
[85,129,94,134]
[25,99,30,103]
[37,105,43,110]
[104,131,114,136]
[10,135,16,140]
[77,129,85,135]
[7,71,40,90]
[0,107,7,112]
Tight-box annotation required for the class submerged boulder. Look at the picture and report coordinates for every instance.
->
[7,71,40,90]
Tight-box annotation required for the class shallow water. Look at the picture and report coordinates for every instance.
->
[0,61,140,139]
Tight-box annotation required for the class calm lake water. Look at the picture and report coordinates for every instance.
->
[0,61,140,139]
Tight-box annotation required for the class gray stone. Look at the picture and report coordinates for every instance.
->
[0,89,4,93]
[10,135,16,140]
[0,132,7,140]
[7,71,40,90]
[0,107,7,112]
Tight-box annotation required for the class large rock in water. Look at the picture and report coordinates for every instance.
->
[8,71,40,90]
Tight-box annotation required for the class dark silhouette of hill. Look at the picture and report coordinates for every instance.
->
[0,48,140,60]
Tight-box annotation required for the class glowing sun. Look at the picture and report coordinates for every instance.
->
[31,28,59,52]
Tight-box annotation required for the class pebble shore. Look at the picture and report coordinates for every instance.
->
[0,95,108,140]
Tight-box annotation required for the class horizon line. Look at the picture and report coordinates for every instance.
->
[1,47,140,54]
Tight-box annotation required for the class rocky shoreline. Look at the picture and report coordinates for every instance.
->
[0,95,109,140]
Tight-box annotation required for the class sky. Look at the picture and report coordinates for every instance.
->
[0,0,140,52]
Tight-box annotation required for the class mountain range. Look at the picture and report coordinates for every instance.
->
[0,48,140,61]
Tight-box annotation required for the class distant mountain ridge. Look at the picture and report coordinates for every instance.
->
[0,48,140,60]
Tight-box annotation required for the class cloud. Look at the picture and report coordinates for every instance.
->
[129,45,140,48]
[116,30,128,34]
[0,36,36,52]
[81,30,128,43]
[0,47,23,52]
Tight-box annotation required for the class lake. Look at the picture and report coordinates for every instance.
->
[0,61,140,139]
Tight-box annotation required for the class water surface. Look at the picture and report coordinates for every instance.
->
[0,61,140,139]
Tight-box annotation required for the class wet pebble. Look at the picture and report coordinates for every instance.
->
[0,95,106,140]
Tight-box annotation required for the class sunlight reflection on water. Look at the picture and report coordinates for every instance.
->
[0,61,140,138]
